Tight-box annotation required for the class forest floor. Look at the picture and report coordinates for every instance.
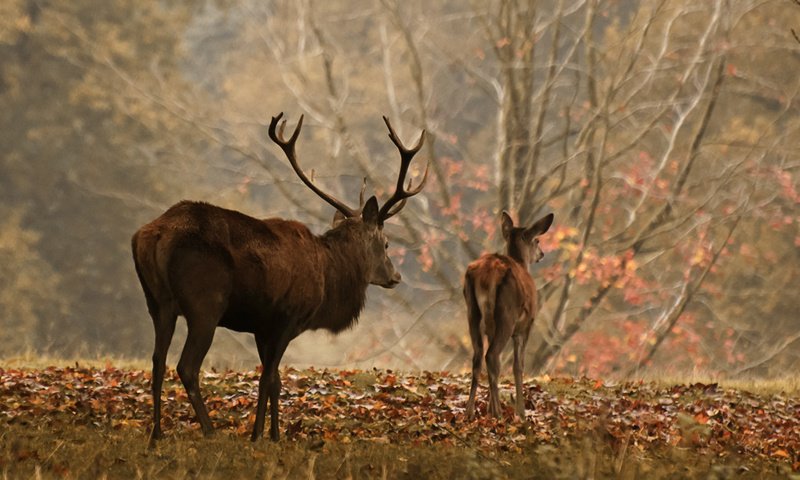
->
[0,365,798,479]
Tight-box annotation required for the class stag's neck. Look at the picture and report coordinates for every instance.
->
[310,225,370,333]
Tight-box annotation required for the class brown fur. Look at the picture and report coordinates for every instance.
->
[133,198,394,444]
[464,212,554,419]
[134,114,426,445]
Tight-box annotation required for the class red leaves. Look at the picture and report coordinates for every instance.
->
[0,367,798,469]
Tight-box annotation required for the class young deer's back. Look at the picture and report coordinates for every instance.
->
[465,253,537,337]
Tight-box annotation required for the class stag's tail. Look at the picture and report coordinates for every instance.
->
[132,231,155,310]
[131,227,175,316]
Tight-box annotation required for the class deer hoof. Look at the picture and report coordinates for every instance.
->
[148,428,163,448]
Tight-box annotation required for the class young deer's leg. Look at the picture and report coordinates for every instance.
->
[149,305,177,446]
[512,333,526,419]
[485,306,513,419]
[464,280,483,419]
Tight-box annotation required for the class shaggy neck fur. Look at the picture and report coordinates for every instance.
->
[309,221,370,333]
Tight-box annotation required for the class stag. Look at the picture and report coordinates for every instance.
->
[463,211,554,419]
[132,113,427,443]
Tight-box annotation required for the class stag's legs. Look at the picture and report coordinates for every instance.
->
[170,252,230,437]
[253,331,292,442]
[178,310,219,436]
[148,304,177,446]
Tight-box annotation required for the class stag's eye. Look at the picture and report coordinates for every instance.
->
[384,241,389,250]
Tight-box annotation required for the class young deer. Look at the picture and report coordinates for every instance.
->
[463,211,554,419]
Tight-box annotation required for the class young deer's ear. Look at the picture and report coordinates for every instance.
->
[331,210,346,228]
[501,211,515,240]
[526,213,554,238]
[361,196,380,226]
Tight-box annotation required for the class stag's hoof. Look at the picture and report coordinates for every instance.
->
[148,433,162,449]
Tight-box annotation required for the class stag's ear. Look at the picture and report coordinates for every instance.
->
[332,210,346,228]
[362,196,380,226]
[501,211,514,240]
[526,213,554,238]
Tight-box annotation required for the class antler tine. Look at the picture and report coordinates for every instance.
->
[358,177,368,208]
[383,177,425,220]
[382,116,424,156]
[378,117,428,221]
[268,113,359,218]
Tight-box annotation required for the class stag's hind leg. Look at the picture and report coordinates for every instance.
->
[149,304,177,445]
[253,330,293,442]
[176,315,218,436]
[133,234,178,445]
[173,253,231,437]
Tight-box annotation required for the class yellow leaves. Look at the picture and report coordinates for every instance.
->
[554,226,579,242]
[689,245,709,267]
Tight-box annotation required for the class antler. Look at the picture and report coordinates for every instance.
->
[269,113,360,218]
[377,117,429,221]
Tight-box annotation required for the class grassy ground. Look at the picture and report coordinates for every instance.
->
[3,423,794,479]
[1,364,798,479]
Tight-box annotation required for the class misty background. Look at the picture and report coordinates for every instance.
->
[1,0,798,378]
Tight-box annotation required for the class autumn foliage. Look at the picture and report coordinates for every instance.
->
[1,366,798,474]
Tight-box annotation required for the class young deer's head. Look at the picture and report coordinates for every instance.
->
[501,211,555,265]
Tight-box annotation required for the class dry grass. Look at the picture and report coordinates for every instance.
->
[632,370,800,396]
[2,360,797,478]
[2,422,791,480]
[0,352,150,371]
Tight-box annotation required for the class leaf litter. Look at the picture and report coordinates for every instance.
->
[0,366,797,471]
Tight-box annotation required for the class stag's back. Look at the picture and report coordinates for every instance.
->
[131,201,329,327]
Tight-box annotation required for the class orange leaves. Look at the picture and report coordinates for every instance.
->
[1,367,798,469]
[567,248,642,296]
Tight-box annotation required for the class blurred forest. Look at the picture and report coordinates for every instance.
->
[1,0,798,378]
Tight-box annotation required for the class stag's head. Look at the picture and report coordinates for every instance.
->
[501,211,555,265]
[269,113,428,289]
